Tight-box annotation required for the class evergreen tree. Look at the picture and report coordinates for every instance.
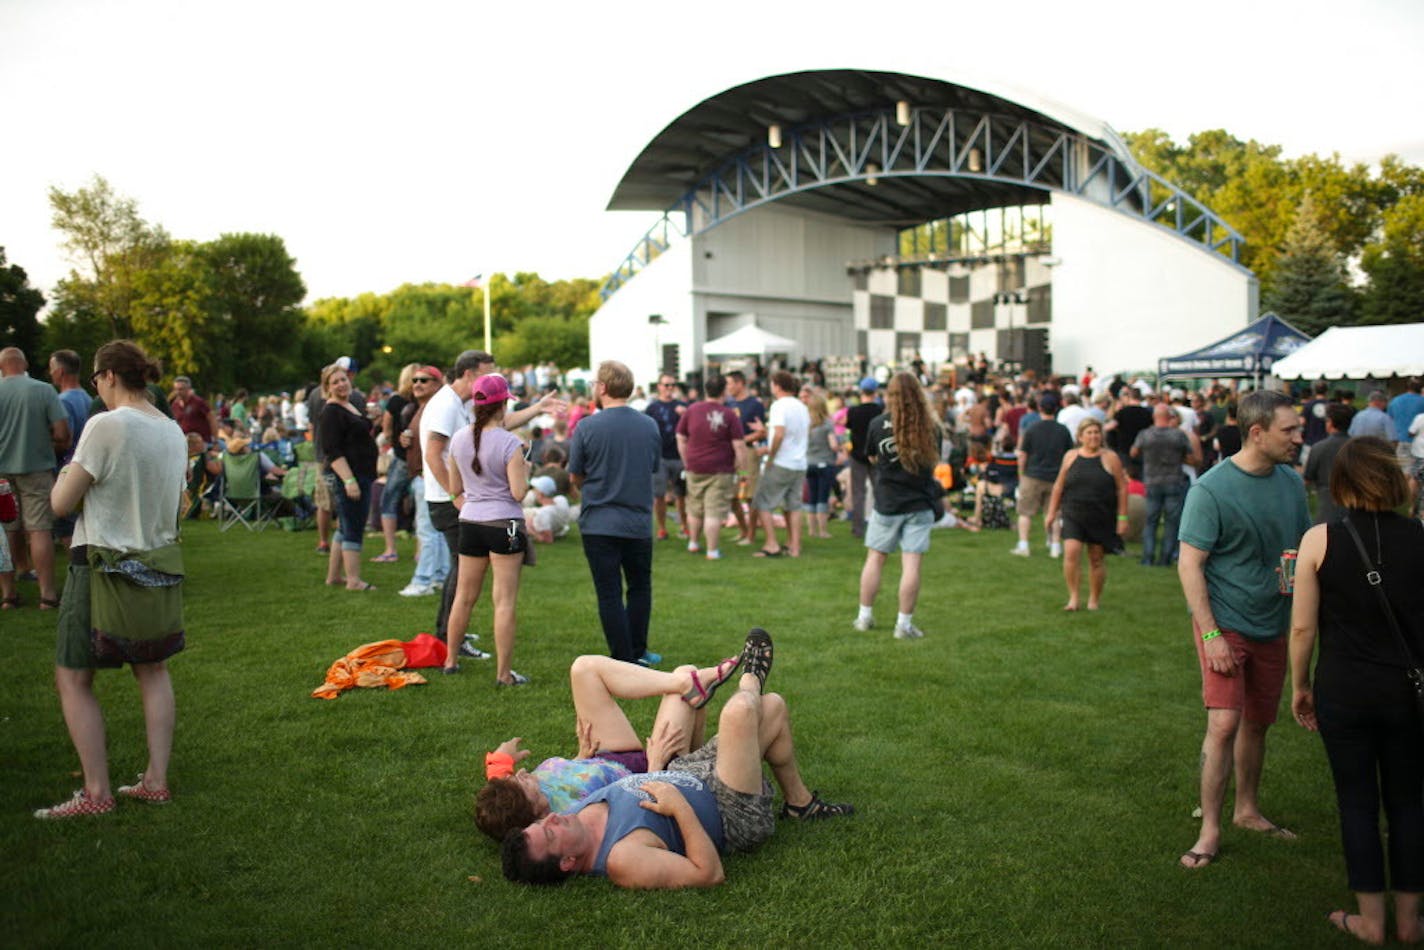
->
[0,248,46,356]
[1260,193,1355,336]
[1359,192,1424,325]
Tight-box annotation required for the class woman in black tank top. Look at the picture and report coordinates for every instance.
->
[1289,437,1424,945]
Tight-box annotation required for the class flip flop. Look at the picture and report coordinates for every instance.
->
[1179,850,1216,869]
[347,582,376,592]
[682,655,743,709]
[1236,819,1296,839]
[0,596,20,610]
[370,552,399,563]
[38,597,61,610]
[753,549,784,558]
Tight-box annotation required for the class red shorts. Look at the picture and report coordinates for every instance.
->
[1192,623,1287,724]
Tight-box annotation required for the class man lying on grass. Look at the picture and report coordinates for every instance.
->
[475,646,745,840]
[500,628,854,889]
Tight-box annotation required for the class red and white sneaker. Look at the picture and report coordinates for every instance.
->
[34,789,116,820]
[117,774,172,804]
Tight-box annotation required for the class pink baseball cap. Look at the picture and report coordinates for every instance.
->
[471,373,511,405]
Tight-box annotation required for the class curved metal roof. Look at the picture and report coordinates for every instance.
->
[607,68,1132,224]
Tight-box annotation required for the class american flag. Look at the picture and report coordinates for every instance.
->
[462,274,484,289]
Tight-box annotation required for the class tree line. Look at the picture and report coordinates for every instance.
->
[1,176,599,394]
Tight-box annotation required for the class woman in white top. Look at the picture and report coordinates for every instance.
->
[37,340,188,820]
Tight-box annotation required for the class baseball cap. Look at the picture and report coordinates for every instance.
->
[420,365,444,382]
[859,377,879,392]
[472,374,510,405]
[530,475,557,496]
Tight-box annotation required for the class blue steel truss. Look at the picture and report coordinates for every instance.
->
[601,106,1246,299]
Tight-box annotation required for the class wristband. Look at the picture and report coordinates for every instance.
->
[343,477,356,486]
[1200,628,1222,642]
[1116,515,1128,521]
[484,750,515,780]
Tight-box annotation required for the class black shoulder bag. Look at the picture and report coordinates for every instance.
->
[1339,514,1424,725]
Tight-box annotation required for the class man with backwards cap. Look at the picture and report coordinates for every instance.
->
[844,378,883,540]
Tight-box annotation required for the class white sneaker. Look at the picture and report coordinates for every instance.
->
[399,583,434,597]
[1010,545,1030,557]
[705,550,722,560]
[894,622,925,640]
[852,616,874,632]
[1049,542,1062,559]
[687,541,701,554]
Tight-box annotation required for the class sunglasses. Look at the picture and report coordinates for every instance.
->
[412,377,435,384]
[90,369,106,386]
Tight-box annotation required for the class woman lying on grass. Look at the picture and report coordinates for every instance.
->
[474,651,743,840]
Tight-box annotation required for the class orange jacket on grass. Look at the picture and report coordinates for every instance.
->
[311,638,428,700]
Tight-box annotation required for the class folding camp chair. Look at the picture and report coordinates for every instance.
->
[219,452,274,532]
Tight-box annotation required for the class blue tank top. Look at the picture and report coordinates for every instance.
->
[569,771,725,875]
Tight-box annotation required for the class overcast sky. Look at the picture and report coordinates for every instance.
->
[3,0,1421,304]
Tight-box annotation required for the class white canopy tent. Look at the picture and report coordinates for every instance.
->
[1270,323,1424,380]
[703,323,800,357]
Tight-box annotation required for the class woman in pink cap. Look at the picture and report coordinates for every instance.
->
[443,374,532,685]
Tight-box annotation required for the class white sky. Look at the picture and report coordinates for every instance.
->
[3,0,1421,304]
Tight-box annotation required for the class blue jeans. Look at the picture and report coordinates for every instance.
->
[804,464,837,514]
[380,457,411,518]
[1142,482,1186,565]
[332,474,373,552]
[580,533,653,663]
[409,476,449,587]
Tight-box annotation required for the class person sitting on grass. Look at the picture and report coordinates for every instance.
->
[476,649,747,840]
[501,628,855,889]
[522,475,575,544]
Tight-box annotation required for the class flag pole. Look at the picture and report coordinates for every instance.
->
[483,276,492,354]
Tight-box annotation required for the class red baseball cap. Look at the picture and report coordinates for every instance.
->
[472,373,510,405]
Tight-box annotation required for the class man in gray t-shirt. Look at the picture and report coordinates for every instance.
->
[1131,404,1199,566]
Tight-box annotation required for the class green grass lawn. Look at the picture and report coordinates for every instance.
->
[2,516,1351,948]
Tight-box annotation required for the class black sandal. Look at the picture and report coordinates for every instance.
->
[741,628,773,691]
[780,791,855,820]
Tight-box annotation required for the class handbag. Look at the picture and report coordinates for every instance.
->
[1339,514,1424,724]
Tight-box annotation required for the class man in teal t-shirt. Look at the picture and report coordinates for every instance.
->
[1175,390,1309,871]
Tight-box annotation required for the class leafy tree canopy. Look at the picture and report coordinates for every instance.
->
[0,247,46,358]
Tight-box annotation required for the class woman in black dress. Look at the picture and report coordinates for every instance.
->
[1045,417,1127,611]
[1290,436,1423,945]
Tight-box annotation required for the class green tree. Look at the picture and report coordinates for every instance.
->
[1359,192,1424,325]
[1260,194,1355,336]
[0,247,46,357]
[494,315,589,369]
[48,175,169,339]
[201,233,307,390]
[127,240,216,379]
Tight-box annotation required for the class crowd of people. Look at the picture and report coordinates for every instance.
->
[3,341,1422,928]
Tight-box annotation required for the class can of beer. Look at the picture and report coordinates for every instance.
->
[1278,548,1298,595]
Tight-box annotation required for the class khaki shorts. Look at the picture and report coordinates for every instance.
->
[2,470,55,533]
[313,471,339,514]
[1016,475,1053,516]
[686,471,734,522]
[753,463,805,513]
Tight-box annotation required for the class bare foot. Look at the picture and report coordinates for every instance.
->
[1329,910,1385,946]
[1063,603,1079,612]
[1233,815,1296,839]
[1398,915,1423,945]
[1086,602,1100,611]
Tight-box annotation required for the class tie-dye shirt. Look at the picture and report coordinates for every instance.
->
[534,756,633,813]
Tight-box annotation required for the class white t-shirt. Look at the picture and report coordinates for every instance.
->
[767,395,810,471]
[1174,405,1197,433]
[531,496,574,536]
[1057,404,1092,440]
[1409,412,1424,458]
[419,384,471,504]
[72,406,187,552]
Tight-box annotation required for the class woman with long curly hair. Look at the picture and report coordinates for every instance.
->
[852,372,944,640]
[443,374,531,685]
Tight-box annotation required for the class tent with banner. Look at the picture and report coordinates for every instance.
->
[1269,323,1424,380]
[1157,312,1312,384]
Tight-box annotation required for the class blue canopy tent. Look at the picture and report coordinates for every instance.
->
[1157,313,1312,385]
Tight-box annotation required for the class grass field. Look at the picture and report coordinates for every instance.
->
[2,514,1354,948]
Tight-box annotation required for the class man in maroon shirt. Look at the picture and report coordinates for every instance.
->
[676,375,747,561]
[169,375,217,446]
